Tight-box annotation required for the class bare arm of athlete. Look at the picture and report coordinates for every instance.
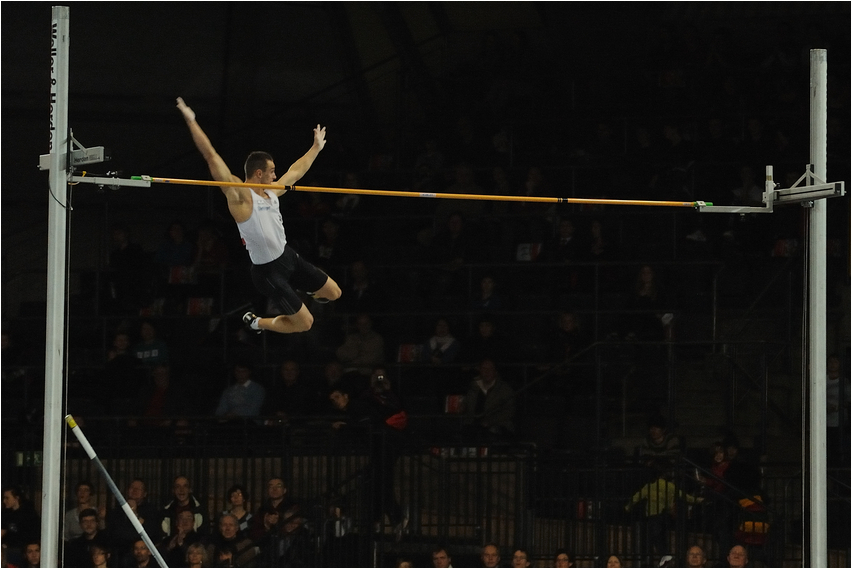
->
[176,97,250,219]
[272,124,327,194]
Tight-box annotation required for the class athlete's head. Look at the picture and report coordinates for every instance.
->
[244,151,275,181]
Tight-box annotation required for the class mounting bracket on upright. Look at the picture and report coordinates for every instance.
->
[696,164,845,214]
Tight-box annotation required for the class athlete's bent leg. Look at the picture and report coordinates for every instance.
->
[258,304,314,333]
[311,276,342,302]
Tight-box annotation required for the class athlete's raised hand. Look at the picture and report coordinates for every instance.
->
[176,97,196,123]
[313,124,327,150]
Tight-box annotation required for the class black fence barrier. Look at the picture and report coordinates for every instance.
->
[3,417,849,567]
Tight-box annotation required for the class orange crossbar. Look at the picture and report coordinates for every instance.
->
[137,176,702,208]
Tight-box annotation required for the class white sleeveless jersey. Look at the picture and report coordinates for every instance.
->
[237,190,288,264]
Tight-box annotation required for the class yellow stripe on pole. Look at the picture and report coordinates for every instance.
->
[138,176,701,208]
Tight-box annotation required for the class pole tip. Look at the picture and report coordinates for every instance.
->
[65,415,77,428]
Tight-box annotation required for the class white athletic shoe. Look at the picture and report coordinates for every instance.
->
[242,311,262,334]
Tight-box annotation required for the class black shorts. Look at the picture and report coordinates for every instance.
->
[250,246,329,316]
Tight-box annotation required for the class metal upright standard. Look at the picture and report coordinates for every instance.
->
[806,48,829,569]
[41,7,69,567]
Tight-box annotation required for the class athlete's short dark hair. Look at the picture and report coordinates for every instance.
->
[245,151,274,179]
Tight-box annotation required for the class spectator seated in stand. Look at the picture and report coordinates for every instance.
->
[322,502,354,567]
[155,220,195,272]
[132,321,170,369]
[263,359,319,423]
[480,543,502,568]
[2,487,41,567]
[331,171,365,219]
[431,546,452,568]
[411,136,446,195]
[698,441,731,496]
[250,477,297,539]
[271,505,314,567]
[335,313,386,392]
[192,220,230,274]
[539,310,592,397]
[338,260,388,314]
[511,547,532,568]
[185,541,212,568]
[214,359,266,423]
[726,544,749,568]
[311,216,354,284]
[468,274,504,314]
[543,217,582,265]
[639,413,684,463]
[132,364,186,428]
[105,478,162,554]
[160,476,208,539]
[323,359,345,391]
[622,264,671,343]
[63,508,109,568]
[434,163,485,228]
[460,314,513,368]
[580,217,621,294]
[543,216,583,294]
[513,165,557,249]
[221,484,253,536]
[685,545,707,567]
[90,543,111,569]
[464,358,516,441]
[106,224,154,314]
[22,541,40,569]
[153,220,197,312]
[63,480,97,542]
[251,506,282,564]
[156,508,201,568]
[553,548,573,567]
[128,539,157,568]
[191,220,229,300]
[427,211,483,298]
[422,317,461,365]
[477,165,514,260]
[100,330,145,413]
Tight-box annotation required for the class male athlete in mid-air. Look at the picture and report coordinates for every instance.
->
[176,97,341,334]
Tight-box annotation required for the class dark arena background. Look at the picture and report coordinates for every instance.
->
[1,2,850,568]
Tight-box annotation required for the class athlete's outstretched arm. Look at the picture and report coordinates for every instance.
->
[176,97,241,190]
[276,124,327,188]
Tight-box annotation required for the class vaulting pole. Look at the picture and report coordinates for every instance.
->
[132,176,708,208]
[65,416,169,568]
[42,6,70,567]
[807,47,828,569]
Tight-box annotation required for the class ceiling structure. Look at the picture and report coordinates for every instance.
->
[5,2,847,186]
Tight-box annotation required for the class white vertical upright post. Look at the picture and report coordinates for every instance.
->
[42,6,70,567]
[807,48,828,568]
